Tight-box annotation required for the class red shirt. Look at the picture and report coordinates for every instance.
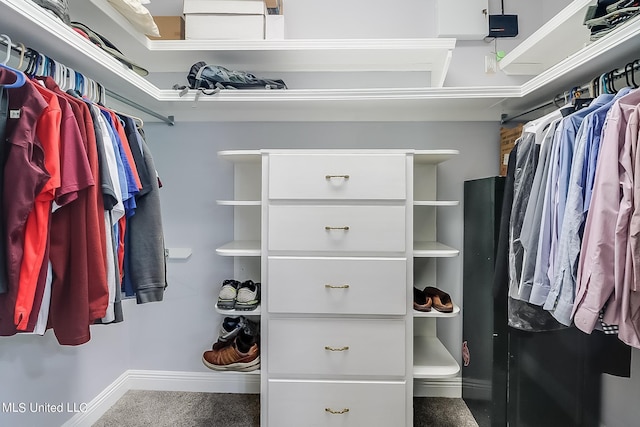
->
[14,81,61,331]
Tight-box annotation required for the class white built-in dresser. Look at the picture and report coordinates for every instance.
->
[218,149,460,426]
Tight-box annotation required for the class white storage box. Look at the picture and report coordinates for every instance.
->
[183,0,265,40]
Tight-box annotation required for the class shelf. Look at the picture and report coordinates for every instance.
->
[218,150,262,162]
[215,304,261,316]
[9,0,640,123]
[414,150,459,164]
[74,0,458,87]
[414,242,459,257]
[413,201,459,206]
[500,4,640,116]
[500,0,594,76]
[413,303,460,318]
[413,337,460,378]
[217,200,262,206]
[216,241,261,257]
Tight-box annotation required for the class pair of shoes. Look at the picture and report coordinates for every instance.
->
[413,287,433,312]
[217,279,261,311]
[423,286,454,313]
[203,319,260,371]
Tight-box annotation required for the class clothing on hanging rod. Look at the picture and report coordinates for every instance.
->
[502,60,640,124]
[0,35,174,126]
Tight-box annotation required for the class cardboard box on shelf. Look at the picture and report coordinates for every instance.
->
[147,16,185,40]
[499,124,524,176]
[183,0,265,40]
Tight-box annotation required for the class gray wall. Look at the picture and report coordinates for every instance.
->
[0,120,499,426]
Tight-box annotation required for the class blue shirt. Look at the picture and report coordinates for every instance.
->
[530,95,613,307]
[545,90,630,325]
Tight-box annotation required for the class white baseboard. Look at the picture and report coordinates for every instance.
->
[63,370,461,426]
[61,370,260,427]
[414,377,462,398]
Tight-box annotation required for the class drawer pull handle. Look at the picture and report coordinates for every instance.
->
[325,174,350,180]
[325,284,350,289]
[325,226,350,231]
[325,407,350,415]
[325,345,349,351]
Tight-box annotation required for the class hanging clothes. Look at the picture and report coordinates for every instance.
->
[548,89,632,326]
[573,89,640,342]
[0,65,167,345]
[0,86,9,295]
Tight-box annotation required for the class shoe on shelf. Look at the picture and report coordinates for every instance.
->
[413,287,433,312]
[235,280,261,311]
[217,279,240,310]
[211,316,246,350]
[203,324,260,372]
[423,286,454,313]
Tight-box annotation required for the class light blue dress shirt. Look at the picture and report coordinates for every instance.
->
[547,89,631,325]
[530,95,614,307]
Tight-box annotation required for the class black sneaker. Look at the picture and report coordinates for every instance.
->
[212,316,246,350]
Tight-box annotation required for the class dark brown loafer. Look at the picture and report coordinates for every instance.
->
[423,286,454,313]
[413,287,433,312]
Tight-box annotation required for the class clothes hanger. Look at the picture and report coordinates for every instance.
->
[632,59,640,89]
[0,34,26,88]
[16,42,25,70]
[608,70,617,93]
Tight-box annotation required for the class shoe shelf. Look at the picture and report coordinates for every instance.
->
[216,241,262,257]
[413,200,459,206]
[215,304,262,316]
[217,200,262,206]
[412,337,461,379]
[413,303,460,318]
[413,241,460,257]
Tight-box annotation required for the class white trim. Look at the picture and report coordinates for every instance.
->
[62,370,261,427]
[60,372,129,427]
[414,377,462,398]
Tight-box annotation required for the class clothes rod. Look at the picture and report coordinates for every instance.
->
[106,89,175,126]
[502,60,640,124]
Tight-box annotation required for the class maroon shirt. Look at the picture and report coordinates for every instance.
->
[0,69,48,337]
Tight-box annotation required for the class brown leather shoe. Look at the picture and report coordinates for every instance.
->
[413,287,433,312]
[202,342,260,371]
[423,286,454,313]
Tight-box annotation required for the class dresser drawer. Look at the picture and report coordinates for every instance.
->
[268,379,406,427]
[268,318,405,376]
[268,256,407,315]
[268,205,406,252]
[268,154,407,200]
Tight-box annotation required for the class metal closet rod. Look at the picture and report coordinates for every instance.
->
[0,36,175,126]
[501,59,640,124]
[106,89,175,126]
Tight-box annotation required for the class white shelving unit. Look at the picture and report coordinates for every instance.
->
[215,241,261,257]
[413,338,461,379]
[413,150,461,388]
[4,0,640,123]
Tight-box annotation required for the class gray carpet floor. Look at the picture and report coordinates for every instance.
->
[93,390,479,427]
